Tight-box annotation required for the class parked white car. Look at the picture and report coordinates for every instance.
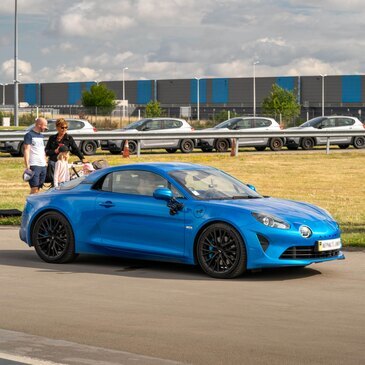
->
[285,116,365,150]
[100,118,196,154]
[0,119,99,157]
[198,117,284,152]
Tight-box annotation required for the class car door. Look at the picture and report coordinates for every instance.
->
[316,117,339,144]
[140,119,163,148]
[94,170,186,259]
[160,119,182,147]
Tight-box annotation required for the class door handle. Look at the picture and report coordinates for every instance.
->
[99,201,115,208]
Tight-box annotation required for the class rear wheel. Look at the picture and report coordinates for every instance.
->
[180,139,194,153]
[196,223,246,279]
[215,139,230,152]
[269,138,284,151]
[32,212,77,264]
[165,148,178,153]
[82,141,97,155]
[124,140,138,154]
[353,136,365,149]
[300,137,315,150]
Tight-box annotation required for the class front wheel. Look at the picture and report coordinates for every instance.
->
[215,139,230,152]
[32,212,77,264]
[180,139,194,153]
[300,137,315,150]
[110,149,122,155]
[165,148,178,153]
[255,146,266,152]
[82,141,97,155]
[124,140,138,154]
[338,144,350,149]
[353,136,365,149]
[196,223,246,279]
[269,138,284,151]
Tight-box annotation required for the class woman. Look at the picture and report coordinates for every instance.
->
[45,118,87,164]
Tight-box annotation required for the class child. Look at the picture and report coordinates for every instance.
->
[53,145,70,188]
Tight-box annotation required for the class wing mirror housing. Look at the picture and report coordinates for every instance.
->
[247,184,256,192]
[153,188,184,215]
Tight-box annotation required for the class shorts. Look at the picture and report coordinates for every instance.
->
[29,165,47,188]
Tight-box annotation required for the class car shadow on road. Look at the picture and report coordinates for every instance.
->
[0,249,322,281]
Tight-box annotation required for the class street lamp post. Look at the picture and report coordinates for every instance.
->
[1,83,8,105]
[194,77,200,121]
[320,74,327,116]
[14,0,19,126]
[253,61,259,117]
[122,67,128,119]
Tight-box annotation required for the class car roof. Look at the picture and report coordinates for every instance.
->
[83,162,210,184]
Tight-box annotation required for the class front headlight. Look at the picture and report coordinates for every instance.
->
[252,212,290,230]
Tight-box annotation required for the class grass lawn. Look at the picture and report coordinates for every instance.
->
[0,149,364,247]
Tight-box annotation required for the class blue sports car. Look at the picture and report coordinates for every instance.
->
[20,163,344,278]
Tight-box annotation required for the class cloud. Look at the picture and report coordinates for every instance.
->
[1,59,32,81]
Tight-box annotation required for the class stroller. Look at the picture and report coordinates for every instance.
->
[45,159,109,188]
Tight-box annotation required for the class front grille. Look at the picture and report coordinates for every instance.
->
[280,246,340,260]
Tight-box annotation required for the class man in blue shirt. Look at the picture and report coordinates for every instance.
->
[23,117,48,194]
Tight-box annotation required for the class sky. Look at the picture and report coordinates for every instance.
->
[0,0,364,84]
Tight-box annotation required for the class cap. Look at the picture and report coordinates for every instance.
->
[23,168,34,182]
[59,145,69,153]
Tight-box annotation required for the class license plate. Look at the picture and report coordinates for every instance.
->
[317,238,341,252]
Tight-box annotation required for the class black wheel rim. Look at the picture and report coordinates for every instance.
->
[216,140,228,151]
[35,216,68,259]
[84,142,95,153]
[272,139,282,149]
[182,141,192,151]
[355,138,364,148]
[199,228,239,274]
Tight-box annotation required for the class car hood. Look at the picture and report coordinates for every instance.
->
[285,126,316,131]
[209,197,334,224]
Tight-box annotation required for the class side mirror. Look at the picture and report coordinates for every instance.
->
[153,187,173,201]
[247,184,256,192]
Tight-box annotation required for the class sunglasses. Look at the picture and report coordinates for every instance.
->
[60,126,68,130]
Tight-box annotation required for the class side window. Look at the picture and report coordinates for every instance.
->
[100,171,182,197]
[164,120,182,129]
[236,119,252,129]
[320,119,336,128]
[47,122,56,132]
[143,120,162,131]
[336,118,355,127]
[68,121,84,130]
[253,119,271,128]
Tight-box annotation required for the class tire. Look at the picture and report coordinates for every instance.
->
[287,145,299,150]
[32,212,77,264]
[269,138,284,151]
[165,148,178,153]
[180,139,194,153]
[255,146,266,152]
[353,136,365,149]
[196,223,246,279]
[338,144,350,149]
[300,137,315,150]
[214,139,230,152]
[11,142,24,157]
[81,141,97,155]
[10,152,21,157]
[126,140,138,154]
[110,149,122,155]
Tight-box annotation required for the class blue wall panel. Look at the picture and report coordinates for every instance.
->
[68,82,82,104]
[276,77,295,91]
[342,75,361,103]
[137,80,152,104]
[85,82,94,91]
[212,78,228,103]
[190,79,207,103]
[24,84,37,105]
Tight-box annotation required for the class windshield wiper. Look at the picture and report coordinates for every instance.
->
[231,195,261,200]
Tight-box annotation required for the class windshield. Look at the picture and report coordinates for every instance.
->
[214,118,242,129]
[169,168,262,200]
[299,117,326,128]
[125,119,148,130]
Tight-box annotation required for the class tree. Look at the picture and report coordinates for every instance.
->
[81,84,117,115]
[214,109,238,123]
[145,100,163,117]
[261,84,301,125]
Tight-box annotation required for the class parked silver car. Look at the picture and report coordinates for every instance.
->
[198,117,284,152]
[285,116,365,150]
[100,118,196,154]
[0,118,99,157]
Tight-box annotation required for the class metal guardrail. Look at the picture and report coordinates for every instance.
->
[0,129,364,155]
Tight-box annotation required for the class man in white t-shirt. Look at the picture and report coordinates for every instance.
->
[23,117,48,194]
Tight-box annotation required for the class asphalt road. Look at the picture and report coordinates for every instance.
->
[0,227,364,365]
